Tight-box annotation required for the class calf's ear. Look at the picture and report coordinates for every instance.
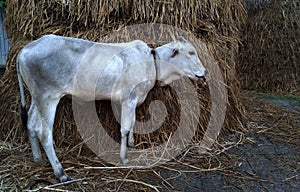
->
[178,36,187,43]
[171,48,179,58]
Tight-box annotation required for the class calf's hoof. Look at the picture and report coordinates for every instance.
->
[56,168,71,183]
[122,159,132,166]
[59,174,72,183]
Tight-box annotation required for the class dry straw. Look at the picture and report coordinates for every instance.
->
[238,0,300,94]
[1,1,246,150]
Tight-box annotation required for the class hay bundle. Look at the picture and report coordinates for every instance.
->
[1,0,246,151]
[238,0,300,94]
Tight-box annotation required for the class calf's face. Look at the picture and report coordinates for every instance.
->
[169,37,207,80]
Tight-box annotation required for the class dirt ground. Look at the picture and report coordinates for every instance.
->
[0,91,299,191]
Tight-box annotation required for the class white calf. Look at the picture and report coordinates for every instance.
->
[17,35,206,182]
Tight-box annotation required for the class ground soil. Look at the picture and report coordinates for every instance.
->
[0,92,299,191]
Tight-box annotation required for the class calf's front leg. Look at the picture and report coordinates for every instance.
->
[120,101,137,165]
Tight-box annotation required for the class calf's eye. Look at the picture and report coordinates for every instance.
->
[188,51,195,55]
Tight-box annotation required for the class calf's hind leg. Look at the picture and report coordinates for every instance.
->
[27,101,44,164]
[36,97,71,182]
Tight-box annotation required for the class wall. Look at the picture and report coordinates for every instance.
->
[245,0,273,11]
[0,7,9,68]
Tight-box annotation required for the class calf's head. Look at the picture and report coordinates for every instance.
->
[156,36,207,85]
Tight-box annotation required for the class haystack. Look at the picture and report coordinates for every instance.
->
[0,1,246,150]
[238,0,300,94]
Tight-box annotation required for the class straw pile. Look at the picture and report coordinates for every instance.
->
[0,1,246,149]
[238,0,300,94]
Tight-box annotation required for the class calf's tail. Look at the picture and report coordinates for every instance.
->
[16,59,28,130]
